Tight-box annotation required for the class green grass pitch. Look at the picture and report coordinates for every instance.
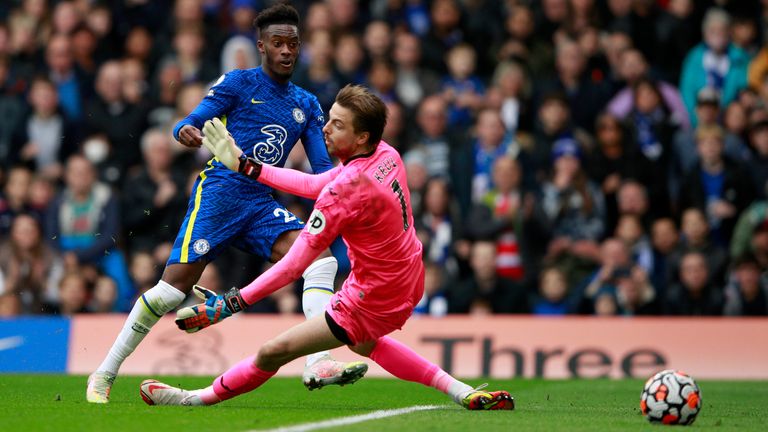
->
[1,375,766,431]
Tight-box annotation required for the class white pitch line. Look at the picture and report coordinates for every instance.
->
[253,404,446,432]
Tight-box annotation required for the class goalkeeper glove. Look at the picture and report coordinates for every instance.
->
[201,118,262,180]
[175,285,248,333]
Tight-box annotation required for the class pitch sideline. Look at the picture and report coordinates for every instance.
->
[253,404,447,432]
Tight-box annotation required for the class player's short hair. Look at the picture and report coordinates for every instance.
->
[335,85,388,147]
[256,3,300,34]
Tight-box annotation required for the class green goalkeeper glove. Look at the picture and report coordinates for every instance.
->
[201,118,262,180]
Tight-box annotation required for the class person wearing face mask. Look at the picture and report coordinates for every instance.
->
[679,8,749,127]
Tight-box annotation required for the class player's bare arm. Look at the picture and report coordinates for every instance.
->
[178,124,203,148]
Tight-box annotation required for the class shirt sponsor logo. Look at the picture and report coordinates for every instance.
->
[307,209,326,235]
[253,125,287,165]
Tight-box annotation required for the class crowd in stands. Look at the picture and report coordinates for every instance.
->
[1,0,767,318]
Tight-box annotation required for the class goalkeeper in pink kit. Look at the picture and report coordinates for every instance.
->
[140,85,514,411]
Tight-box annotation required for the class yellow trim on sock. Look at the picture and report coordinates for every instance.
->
[303,288,334,295]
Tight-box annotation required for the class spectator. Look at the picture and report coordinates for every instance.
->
[615,214,653,274]
[304,2,333,34]
[382,100,405,151]
[413,262,449,317]
[228,0,258,42]
[532,266,569,315]
[53,272,89,315]
[536,138,605,255]
[746,118,768,199]
[614,267,660,316]
[537,37,610,132]
[616,181,655,229]
[403,151,429,217]
[362,20,392,64]
[606,49,689,130]
[729,201,768,261]
[90,275,118,313]
[524,92,591,186]
[417,176,460,272]
[43,33,85,124]
[0,291,21,317]
[731,15,759,57]
[470,108,515,202]
[486,60,532,134]
[84,60,149,181]
[334,33,366,86]
[463,155,532,282]
[120,57,149,108]
[441,43,485,128]
[408,95,451,174]
[678,124,754,245]
[121,128,187,257]
[0,213,64,314]
[0,165,33,237]
[672,87,749,177]
[649,217,680,299]
[624,78,677,181]
[665,251,723,316]
[669,207,728,288]
[654,0,698,82]
[392,31,440,113]
[129,251,160,297]
[219,35,258,76]
[420,0,465,75]
[27,174,55,221]
[44,154,135,312]
[721,100,752,163]
[294,30,341,114]
[723,254,768,316]
[70,25,98,81]
[573,237,631,314]
[366,59,397,104]
[446,240,529,314]
[679,8,749,126]
[123,27,155,74]
[593,288,619,316]
[10,76,79,179]
[586,114,659,232]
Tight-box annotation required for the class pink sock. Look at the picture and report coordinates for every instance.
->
[210,355,277,403]
[370,336,449,392]
[370,336,471,403]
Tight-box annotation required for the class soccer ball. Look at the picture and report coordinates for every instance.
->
[640,369,701,425]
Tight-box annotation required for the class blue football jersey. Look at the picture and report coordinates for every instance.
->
[174,67,333,197]
[167,67,334,265]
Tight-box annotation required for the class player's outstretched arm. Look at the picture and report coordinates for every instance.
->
[175,285,248,333]
[202,118,341,199]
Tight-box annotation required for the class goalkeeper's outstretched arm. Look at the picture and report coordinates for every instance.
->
[201,118,340,199]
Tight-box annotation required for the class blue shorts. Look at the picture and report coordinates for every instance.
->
[167,168,304,265]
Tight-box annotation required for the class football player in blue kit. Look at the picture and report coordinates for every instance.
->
[87,3,367,403]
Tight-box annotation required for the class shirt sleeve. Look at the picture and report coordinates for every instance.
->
[258,164,342,199]
[301,98,334,174]
[172,72,240,140]
[239,179,356,305]
[239,232,324,305]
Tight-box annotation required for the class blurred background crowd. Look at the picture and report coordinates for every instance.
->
[1,0,767,318]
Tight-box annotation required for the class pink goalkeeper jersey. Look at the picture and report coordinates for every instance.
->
[240,142,424,323]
